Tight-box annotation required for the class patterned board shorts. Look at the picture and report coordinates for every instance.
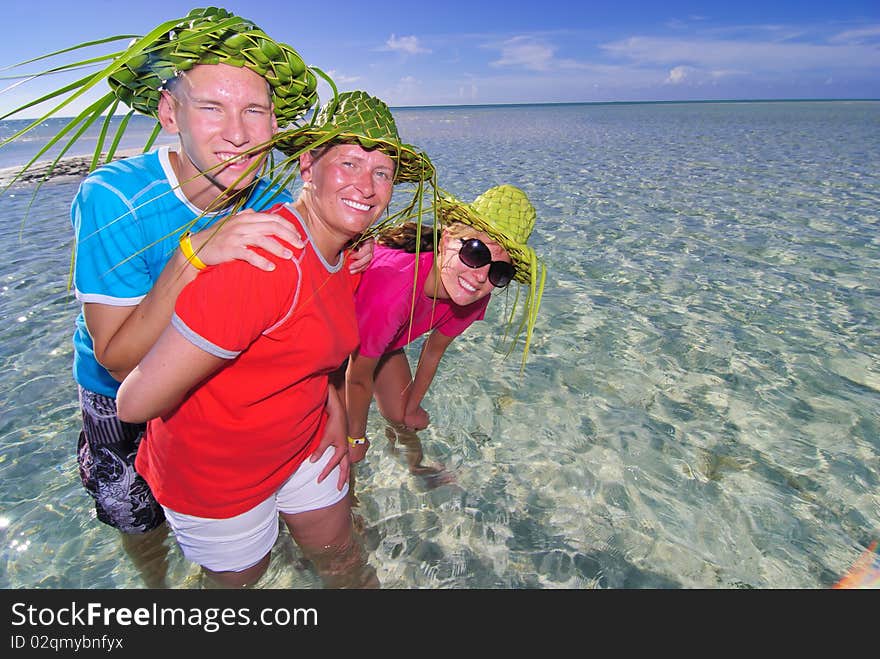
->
[77,386,165,534]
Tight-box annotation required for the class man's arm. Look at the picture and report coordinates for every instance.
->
[87,209,305,381]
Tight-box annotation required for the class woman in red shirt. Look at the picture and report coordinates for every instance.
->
[117,92,434,588]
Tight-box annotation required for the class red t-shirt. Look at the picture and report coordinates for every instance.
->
[135,205,359,518]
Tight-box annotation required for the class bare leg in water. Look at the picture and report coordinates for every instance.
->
[120,523,170,589]
[202,553,271,589]
[283,497,378,589]
[198,496,378,589]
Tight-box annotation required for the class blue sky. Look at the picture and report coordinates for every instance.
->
[1,0,878,117]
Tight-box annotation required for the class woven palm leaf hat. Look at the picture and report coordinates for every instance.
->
[438,185,547,366]
[1,6,325,188]
[274,90,435,184]
[107,7,319,127]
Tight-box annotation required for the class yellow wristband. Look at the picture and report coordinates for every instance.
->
[347,436,367,446]
[179,232,207,271]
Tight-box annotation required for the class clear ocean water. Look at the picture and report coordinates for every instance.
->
[0,101,877,589]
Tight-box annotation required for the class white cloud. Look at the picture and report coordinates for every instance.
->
[489,36,589,72]
[323,69,361,85]
[354,21,880,106]
[663,64,743,86]
[382,76,425,106]
[829,25,880,44]
[458,83,478,100]
[667,66,689,84]
[490,37,556,71]
[384,34,431,55]
[601,35,880,74]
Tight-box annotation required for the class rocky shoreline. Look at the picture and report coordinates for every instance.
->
[0,149,143,188]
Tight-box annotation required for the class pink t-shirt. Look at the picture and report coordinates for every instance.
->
[354,244,489,358]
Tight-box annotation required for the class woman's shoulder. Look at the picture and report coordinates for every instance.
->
[356,245,421,302]
[372,243,420,269]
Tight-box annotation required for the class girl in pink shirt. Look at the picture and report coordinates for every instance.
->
[344,185,545,470]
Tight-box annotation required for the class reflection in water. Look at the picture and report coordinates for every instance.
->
[384,422,458,491]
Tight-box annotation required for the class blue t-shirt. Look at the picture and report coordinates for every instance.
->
[71,146,292,397]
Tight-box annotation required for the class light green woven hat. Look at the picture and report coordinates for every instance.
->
[437,184,546,365]
[274,91,435,184]
[107,7,318,127]
[438,184,537,284]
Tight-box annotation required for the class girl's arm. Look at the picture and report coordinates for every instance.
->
[344,350,381,462]
[116,323,225,423]
[403,330,456,430]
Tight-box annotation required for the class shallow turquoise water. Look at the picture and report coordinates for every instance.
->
[1,101,878,588]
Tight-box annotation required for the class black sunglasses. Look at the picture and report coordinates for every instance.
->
[457,238,515,288]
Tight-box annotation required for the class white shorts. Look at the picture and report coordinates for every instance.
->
[162,448,348,573]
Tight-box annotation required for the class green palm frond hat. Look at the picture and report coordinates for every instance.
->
[1,6,325,187]
[274,90,435,184]
[438,184,546,365]
[439,184,539,284]
[106,7,318,126]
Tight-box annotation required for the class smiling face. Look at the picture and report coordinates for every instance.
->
[298,143,395,254]
[432,226,511,306]
[158,63,277,210]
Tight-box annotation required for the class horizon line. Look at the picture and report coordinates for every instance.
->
[2,97,878,122]
[390,97,880,110]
